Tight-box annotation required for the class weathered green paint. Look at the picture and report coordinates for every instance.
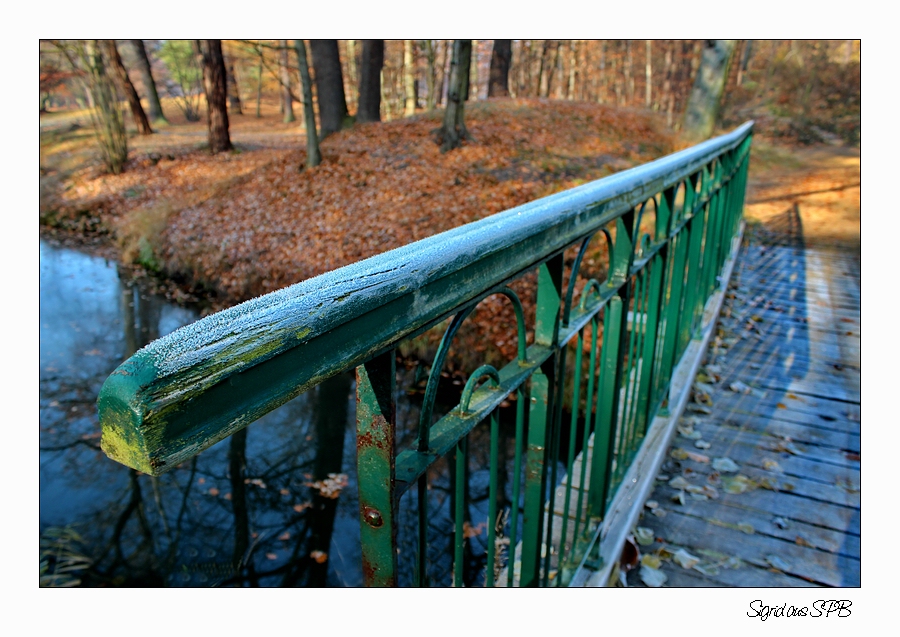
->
[521,255,562,587]
[356,351,397,587]
[588,295,624,517]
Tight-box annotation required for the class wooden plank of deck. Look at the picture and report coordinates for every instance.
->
[631,243,861,588]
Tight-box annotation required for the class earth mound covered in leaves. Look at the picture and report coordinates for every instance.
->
[163,99,674,302]
[43,99,675,366]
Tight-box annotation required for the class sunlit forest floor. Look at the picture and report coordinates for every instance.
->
[39,97,860,312]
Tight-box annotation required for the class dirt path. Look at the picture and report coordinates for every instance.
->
[744,143,860,251]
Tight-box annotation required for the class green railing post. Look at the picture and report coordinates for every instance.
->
[521,254,562,587]
[356,350,398,586]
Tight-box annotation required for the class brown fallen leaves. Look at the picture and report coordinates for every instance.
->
[43,99,675,366]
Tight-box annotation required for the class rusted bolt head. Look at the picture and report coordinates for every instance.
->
[364,507,383,528]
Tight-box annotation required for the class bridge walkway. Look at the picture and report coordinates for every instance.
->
[629,230,860,587]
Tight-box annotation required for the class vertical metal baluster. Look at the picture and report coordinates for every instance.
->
[486,411,499,587]
[453,436,467,587]
[636,252,665,436]
[357,350,398,587]
[521,255,562,587]
[572,315,599,548]
[558,328,585,575]
[508,386,525,587]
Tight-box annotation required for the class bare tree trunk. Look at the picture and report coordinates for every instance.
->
[552,41,563,99]
[294,40,321,169]
[103,40,152,135]
[597,40,607,104]
[345,40,359,108]
[198,40,232,153]
[227,58,243,114]
[440,40,451,106]
[439,39,472,152]
[538,40,552,97]
[128,39,166,123]
[403,40,416,116]
[663,41,675,126]
[519,40,531,97]
[488,39,511,97]
[567,40,577,100]
[736,39,753,86]
[357,39,384,123]
[682,40,736,142]
[645,39,653,108]
[279,40,295,123]
[84,40,127,174]
[469,40,479,101]
[625,40,634,105]
[310,39,349,137]
[255,47,263,118]
[423,40,437,110]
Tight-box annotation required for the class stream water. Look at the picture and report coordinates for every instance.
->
[39,239,571,587]
[39,239,365,586]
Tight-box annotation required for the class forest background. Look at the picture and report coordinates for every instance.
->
[38,37,861,368]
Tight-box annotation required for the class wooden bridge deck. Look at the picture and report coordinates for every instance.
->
[630,237,860,587]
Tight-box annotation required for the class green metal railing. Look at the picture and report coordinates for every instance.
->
[97,121,753,587]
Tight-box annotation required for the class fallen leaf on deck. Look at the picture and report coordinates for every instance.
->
[673,549,700,569]
[721,475,758,494]
[634,527,655,546]
[769,440,801,454]
[697,549,728,561]
[766,555,791,571]
[712,457,740,473]
[670,448,689,460]
[795,536,814,548]
[762,459,782,472]
[620,537,640,571]
[645,500,659,509]
[758,476,779,490]
[776,403,787,409]
[671,491,686,505]
[835,477,859,493]
[639,565,667,587]
[686,450,710,463]
[693,562,720,576]
[737,522,755,534]
[772,516,790,529]
[641,554,662,569]
[730,381,752,393]
[668,476,691,489]
[694,440,711,450]
[677,424,702,439]
[651,508,667,518]
[688,404,713,415]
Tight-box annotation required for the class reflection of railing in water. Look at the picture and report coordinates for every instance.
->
[97,121,754,586]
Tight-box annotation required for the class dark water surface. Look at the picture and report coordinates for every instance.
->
[39,240,567,587]
[39,240,364,586]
